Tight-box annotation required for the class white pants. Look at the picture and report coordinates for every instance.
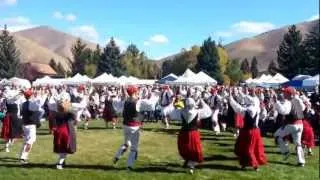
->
[20,125,37,160]
[211,109,220,133]
[115,125,140,167]
[277,123,305,164]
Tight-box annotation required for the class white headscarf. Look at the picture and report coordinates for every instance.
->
[181,98,198,123]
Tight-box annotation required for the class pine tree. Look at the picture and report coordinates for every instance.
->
[240,58,250,74]
[97,37,123,76]
[91,44,101,64]
[126,44,140,57]
[277,25,305,79]
[70,38,87,75]
[251,56,259,78]
[0,24,20,78]
[195,37,223,83]
[303,23,319,76]
[268,60,278,75]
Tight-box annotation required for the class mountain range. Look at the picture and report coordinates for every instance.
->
[8,19,319,73]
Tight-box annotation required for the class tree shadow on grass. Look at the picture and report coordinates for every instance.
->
[214,142,234,147]
[0,157,20,163]
[0,163,119,171]
[204,155,237,162]
[142,128,179,135]
[264,151,282,155]
[197,163,241,171]
[268,160,297,167]
[133,166,183,173]
[0,162,183,173]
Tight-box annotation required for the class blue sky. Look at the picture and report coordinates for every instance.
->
[0,0,319,59]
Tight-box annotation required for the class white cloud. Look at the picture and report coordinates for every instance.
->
[150,34,169,44]
[70,25,99,42]
[215,20,276,40]
[65,13,77,22]
[231,21,275,34]
[143,34,169,46]
[53,11,77,22]
[0,16,36,32]
[307,14,319,21]
[0,0,17,6]
[53,11,64,19]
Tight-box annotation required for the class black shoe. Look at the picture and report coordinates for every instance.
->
[297,163,305,167]
[127,166,133,171]
[183,161,188,168]
[20,159,28,165]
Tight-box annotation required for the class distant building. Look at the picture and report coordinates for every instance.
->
[19,62,58,81]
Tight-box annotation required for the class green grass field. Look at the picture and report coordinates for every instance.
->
[0,120,319,180]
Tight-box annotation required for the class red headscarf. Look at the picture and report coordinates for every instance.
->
[127,85,138,96]
[24,89,33,98]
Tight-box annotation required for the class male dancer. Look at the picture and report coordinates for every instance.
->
[113,85,142,170]
[274,87,306,167]
[19,90,43,164]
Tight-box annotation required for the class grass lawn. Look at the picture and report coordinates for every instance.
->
[0,120,319,180]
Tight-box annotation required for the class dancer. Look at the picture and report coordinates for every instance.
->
[229,89,267,171]
[160,85,174,129]
[19,90,42,164]
[113,85,142,170]
[1,88,23,152]
[274,87,306,167]
[53,100,77,170]
[178,97,203,174]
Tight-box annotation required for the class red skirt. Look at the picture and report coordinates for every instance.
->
[1,114,11,140]
[103,107,117,122]
[53,123,76,154]
[235,113,244,128]
[178,130,203,163]
[302,120,315,148]
[235,128,267,167]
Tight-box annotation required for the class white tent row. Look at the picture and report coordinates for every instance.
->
[33,76,65,86]
[0,77,31,88]
[32,73,157,86]
[168,69,217,85]
[246,73,289,87]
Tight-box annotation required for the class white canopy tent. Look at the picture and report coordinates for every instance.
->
[181,68,196,78]
[92,73,118,85]
[63,73,92,85]
[33,76,64,86]
[9,77,31,88]
[302,74,319,87]
[169,70,217,85]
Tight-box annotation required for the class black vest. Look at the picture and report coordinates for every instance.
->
[243,111,257,129]
[70,94,82,103]
[21,101,36,125]
[122,99,140,125]
[181,113,198,131]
